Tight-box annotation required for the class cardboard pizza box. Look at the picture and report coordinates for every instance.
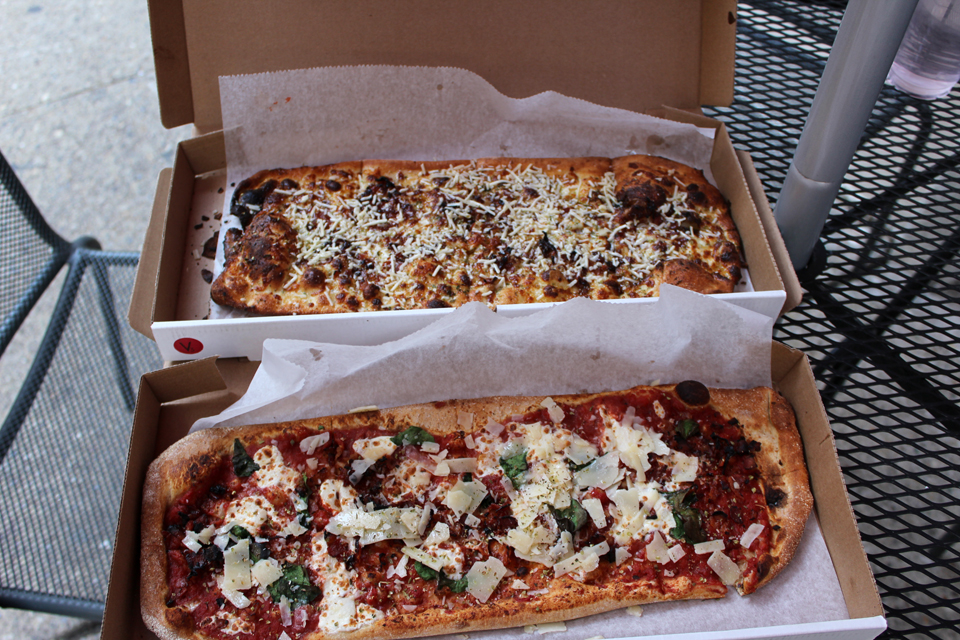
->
[129,0,802,361]
[100,342,885,640]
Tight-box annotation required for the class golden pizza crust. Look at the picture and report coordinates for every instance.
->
[142,383,810,640]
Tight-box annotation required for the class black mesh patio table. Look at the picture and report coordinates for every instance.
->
[705,1,960,638]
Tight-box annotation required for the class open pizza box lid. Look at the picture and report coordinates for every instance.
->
[149,0,737,133]
[134,0,802,360]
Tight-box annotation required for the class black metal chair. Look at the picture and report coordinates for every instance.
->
[0,150,163,619]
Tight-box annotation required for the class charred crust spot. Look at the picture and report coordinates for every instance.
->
[362,283,381,300]
[223,228,243,262]
[280,178,299,191]
[544,285,558,297]
[325,179,342,192]
[346,296,360,310]
[200,269,213,284]
[304,267,325,287]
[676,380,710,405]
[459,272,471,286]
[426,298,449,308]
[231,179,277,228]
[539,233,557,261]
[765,487,787,508]
[757,556,774,580]
[616,182,667,223]
[437,283,454,297]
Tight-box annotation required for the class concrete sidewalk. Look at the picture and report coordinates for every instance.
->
[0,0,189,637]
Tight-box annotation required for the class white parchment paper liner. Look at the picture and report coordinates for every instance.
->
[211,65,733,320]
[191,287,848,637]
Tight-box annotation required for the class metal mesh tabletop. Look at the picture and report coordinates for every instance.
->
[706,2,960,638]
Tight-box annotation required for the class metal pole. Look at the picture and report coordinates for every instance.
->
[774,0,919,271]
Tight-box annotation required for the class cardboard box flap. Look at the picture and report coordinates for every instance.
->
[150,0,736,132]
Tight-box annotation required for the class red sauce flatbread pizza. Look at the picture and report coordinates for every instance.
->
[210,155,744,315]
[141,381,811,640]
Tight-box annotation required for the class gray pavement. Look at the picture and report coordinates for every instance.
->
[0,0,190,637]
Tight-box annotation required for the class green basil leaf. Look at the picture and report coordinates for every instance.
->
[500,448,528,489]
[232,439,260,477]
[391,426,436,447]
[552,500,589,534]
[676,419,700,440]
[439,573,468,593]
[267,564,321,607]
[230,525,251,540]
[414,561,438,581]
[665,490,707,544]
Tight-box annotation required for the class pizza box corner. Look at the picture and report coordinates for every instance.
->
[129,0,802,362]
[99,343,885,640]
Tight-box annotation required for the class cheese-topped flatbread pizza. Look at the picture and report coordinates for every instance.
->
[211,156,744,315]
[141,381,811,640]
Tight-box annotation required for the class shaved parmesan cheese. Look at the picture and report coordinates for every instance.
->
[458,411,475,429]
[694,539,725,555]
[466,557,509,603]
[671,451,699,483]
[707,550,741,585]
[667,544,686,563]
[645,532,670,565]
[349,458,375,484]
[484,419,505,436]
[251,558,283,587]
[326,506,422,545]
[300,432,330,455]
[464,435,476,449]
[581,498,607,529]
[402,546,445,571]
[222,539,252,591]
[511,579,530,590]
[433,461,451,476]
[574,452,620,489]
[540,397,565,423]
[615,547,631,566]
[221,587,251,609]
[566,434,598,465]
[740,523,765,549]
[183,525,215,553]
[444,479,488,517]
[626,606,644,617]
[421,441,441,454]
[553,541,609,578]
[423,522,451,547]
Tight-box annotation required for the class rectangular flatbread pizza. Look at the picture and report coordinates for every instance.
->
[141,380,812,640]
[211,155,744,315]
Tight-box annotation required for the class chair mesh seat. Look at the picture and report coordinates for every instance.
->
[707,2,960,638]
[0,152,163,618]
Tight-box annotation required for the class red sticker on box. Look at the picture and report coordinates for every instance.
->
[174,338,204,355]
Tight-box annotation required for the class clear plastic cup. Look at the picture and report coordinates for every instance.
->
[887,0,960,99]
